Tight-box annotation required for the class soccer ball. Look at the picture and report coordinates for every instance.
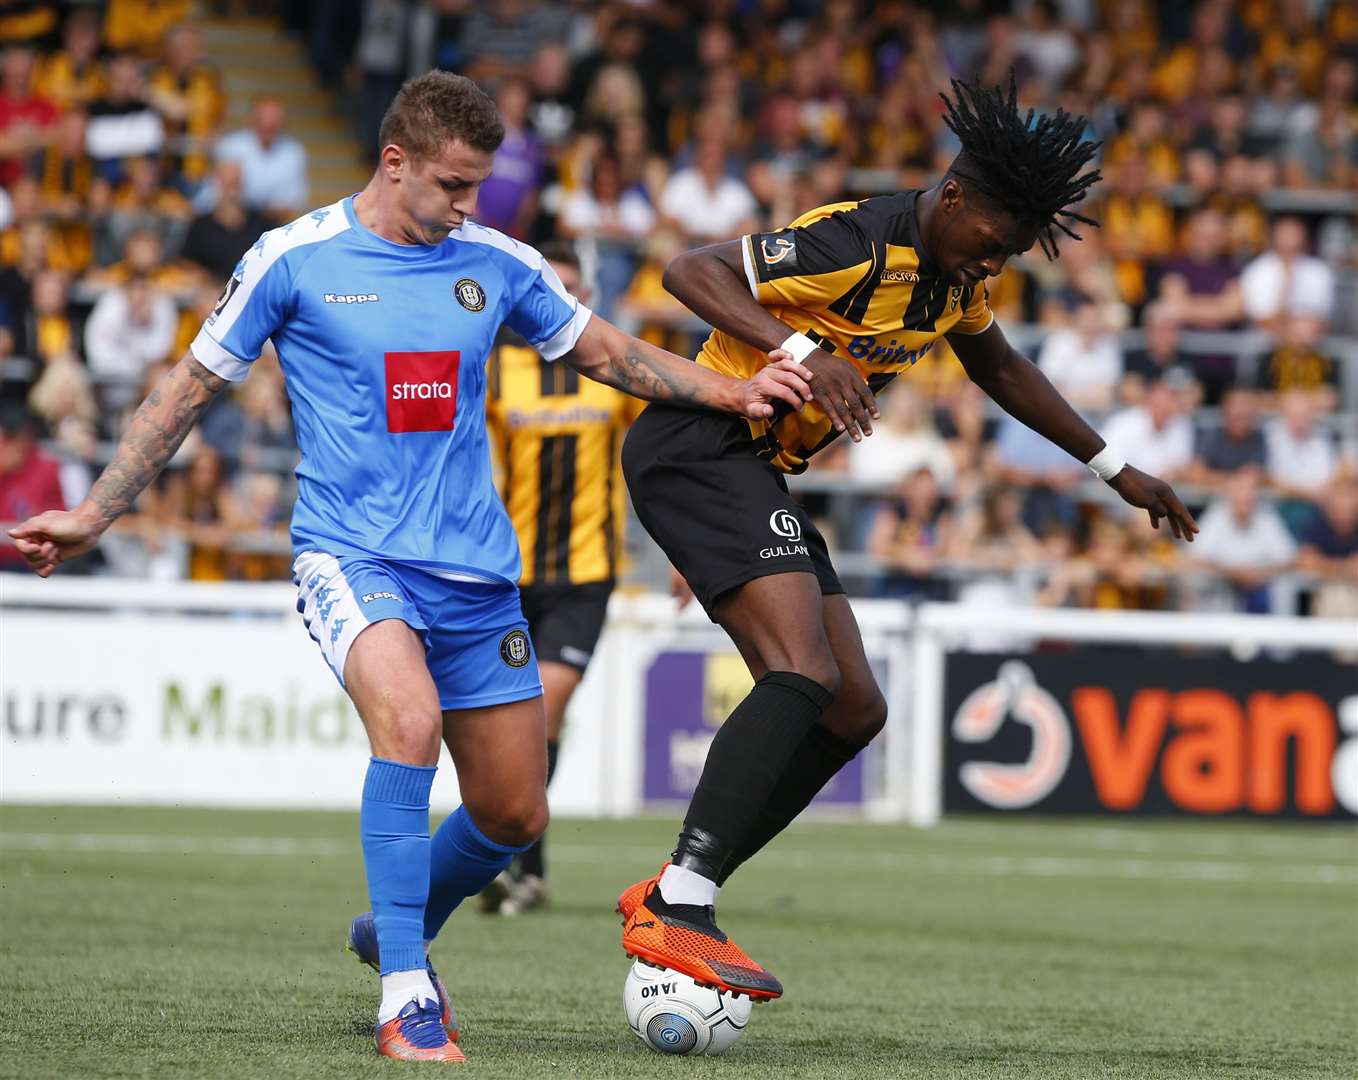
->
[623,959,752,1056]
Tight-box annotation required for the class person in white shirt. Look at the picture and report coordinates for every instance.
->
[1100,379,1194,481]
[1265,389,1337,499]
[1239,216,1336,331]
[83,274,178,385]
[847,384,955,490]
[659,136,757,244]
[213,97,308,221]
[1192,467,1297,613]
[1037,297,1122,411]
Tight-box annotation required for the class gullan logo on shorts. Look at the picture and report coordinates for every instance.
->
[761,234,797,268]
[768,508,802,543]
[454,278,486,312]
[500,629,531,668]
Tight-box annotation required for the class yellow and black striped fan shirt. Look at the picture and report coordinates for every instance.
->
[487,342,645,588]
[698,192,994,473]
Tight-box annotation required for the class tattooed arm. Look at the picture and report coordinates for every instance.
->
[8,353,230,576]
[562,315,813,419]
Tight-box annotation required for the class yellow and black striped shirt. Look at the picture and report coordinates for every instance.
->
[700,193,994,474]
[487,342,645,588]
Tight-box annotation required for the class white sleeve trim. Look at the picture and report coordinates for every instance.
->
[741,235,759,298]
[535,303,594,361]
[950,311,995,335]
[191,328,253,381]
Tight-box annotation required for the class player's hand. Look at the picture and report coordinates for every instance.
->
[801,348,878,442]
[670,568,695,610]
[736,354,815,420]
[1108,466,1199,542]
[7,507,106,577]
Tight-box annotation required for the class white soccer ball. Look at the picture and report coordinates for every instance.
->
[623,959,752,1056]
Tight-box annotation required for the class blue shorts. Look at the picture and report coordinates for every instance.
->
[293,551,542,711]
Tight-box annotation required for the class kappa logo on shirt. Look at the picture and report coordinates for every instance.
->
[324,292,379,304]
[386,350,461,433]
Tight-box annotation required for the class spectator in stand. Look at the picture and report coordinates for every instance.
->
[1156,207,1244,402]
[159,436,230,582]
[459,0,573,84]
[147,23,224,187]
[1255,316,1337,409]
[31,107,94,224]
[1192,467,1297,614]
[1186,387,1266,487]
[103,0,192,56]
[846,385,955,492]
[1248,61,1308,155]
[91,154,191,268]
[214,97,307,222]
[25,268,75,363]
[1120,301,1197,406]
[1240,217,1336,333]
[1296,479,1358,623]
[1102,379,1195,483]
[866,465,953,599]
[659,135,757,246]
[179,159,272,283]
[31,11,104,111]
[558,152,653,319]
[0,402,64,571]
[1283,57,1356,189]
[85,54,166,183]
[527,41,575,150]
[83,271,178,391]
[989,413,1085,537]
[85,227,192,298]
[476,79,543,240]
[0,45,58,188]
[1265,389,1338,502]
[1099,155,1175,309]
[1036,296,1122,412]
[224,469,291,581]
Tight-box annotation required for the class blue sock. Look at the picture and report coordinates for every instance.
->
[424,805,530,940]
[360,758,436,975]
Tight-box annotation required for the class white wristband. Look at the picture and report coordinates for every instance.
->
[1086,445,1127,482]
[779,331,818,364]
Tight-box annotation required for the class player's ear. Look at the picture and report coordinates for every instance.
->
[380,143,405,181]
[939,176,966,218]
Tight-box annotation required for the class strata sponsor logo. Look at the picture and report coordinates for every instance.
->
[880,268,919,283]
[768,508,802,542]
[760,543,809,560]
[360,591,399,604]
[846,336,935,367]
[324,292,379,304]
[385,350,461,433]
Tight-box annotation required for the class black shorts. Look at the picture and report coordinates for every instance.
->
[518,580,613,672]
[622,404,843,617]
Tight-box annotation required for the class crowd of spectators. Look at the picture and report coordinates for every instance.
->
[2,0,1354,619]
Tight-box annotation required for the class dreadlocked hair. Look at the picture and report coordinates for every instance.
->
[939,74,1102,259]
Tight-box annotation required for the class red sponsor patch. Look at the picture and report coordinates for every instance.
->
[385,350,460,433]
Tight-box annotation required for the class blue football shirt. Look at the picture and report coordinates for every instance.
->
[190,196,593,584]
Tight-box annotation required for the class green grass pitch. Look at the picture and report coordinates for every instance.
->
[1,806,1354,1079]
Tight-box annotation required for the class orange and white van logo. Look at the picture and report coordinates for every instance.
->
[952,661,1071,809]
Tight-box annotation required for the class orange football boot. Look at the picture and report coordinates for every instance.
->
[616,862,668,920]
[620,878,783,1001]
[377,998,468,1062]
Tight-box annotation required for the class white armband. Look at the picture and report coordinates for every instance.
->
[1086,445,1127,482]
[779,331,818,364]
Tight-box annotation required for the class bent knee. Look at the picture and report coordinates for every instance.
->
[474,798,549,849]
[369,711,442,765]
[823,686,887,744]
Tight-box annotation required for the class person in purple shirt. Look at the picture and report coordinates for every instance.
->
[474,79,541,238]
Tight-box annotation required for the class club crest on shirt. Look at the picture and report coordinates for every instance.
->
[499,629,531,668]
[761,234,797,268]
[454,278,486,312]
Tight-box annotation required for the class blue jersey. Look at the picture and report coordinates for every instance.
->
[190,196,592,585]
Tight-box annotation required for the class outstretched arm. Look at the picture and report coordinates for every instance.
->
[661,240,879,441]
[562,314,813,420]
[8,353,230,576]
[948,321,1198,541]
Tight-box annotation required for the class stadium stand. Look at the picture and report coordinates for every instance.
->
[0,0,1353,620]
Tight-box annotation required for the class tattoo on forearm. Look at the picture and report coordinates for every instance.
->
[88,356,228,524]
[608,348,716,407]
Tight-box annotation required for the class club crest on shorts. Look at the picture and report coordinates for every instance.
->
[768,508,802,542]
[454,278,486,312]
[499,629,531,668]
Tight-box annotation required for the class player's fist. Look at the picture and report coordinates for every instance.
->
[736,354,815,420]
[801,348,878,442]
[7,506,106,577]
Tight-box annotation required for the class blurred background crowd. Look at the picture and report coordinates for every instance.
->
[0,0,1354,621]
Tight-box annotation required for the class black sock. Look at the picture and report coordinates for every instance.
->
[673,671,834,881]
[518,740,559,880]
[716,723,863,886]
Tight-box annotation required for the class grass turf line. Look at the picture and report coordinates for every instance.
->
[0,807,1353,1079]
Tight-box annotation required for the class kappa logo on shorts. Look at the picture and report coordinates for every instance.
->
[500,629,532,668]
[454,278,486,312]
[768,509,802,543]
[361,591,399,603]
[385,350,461,433]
